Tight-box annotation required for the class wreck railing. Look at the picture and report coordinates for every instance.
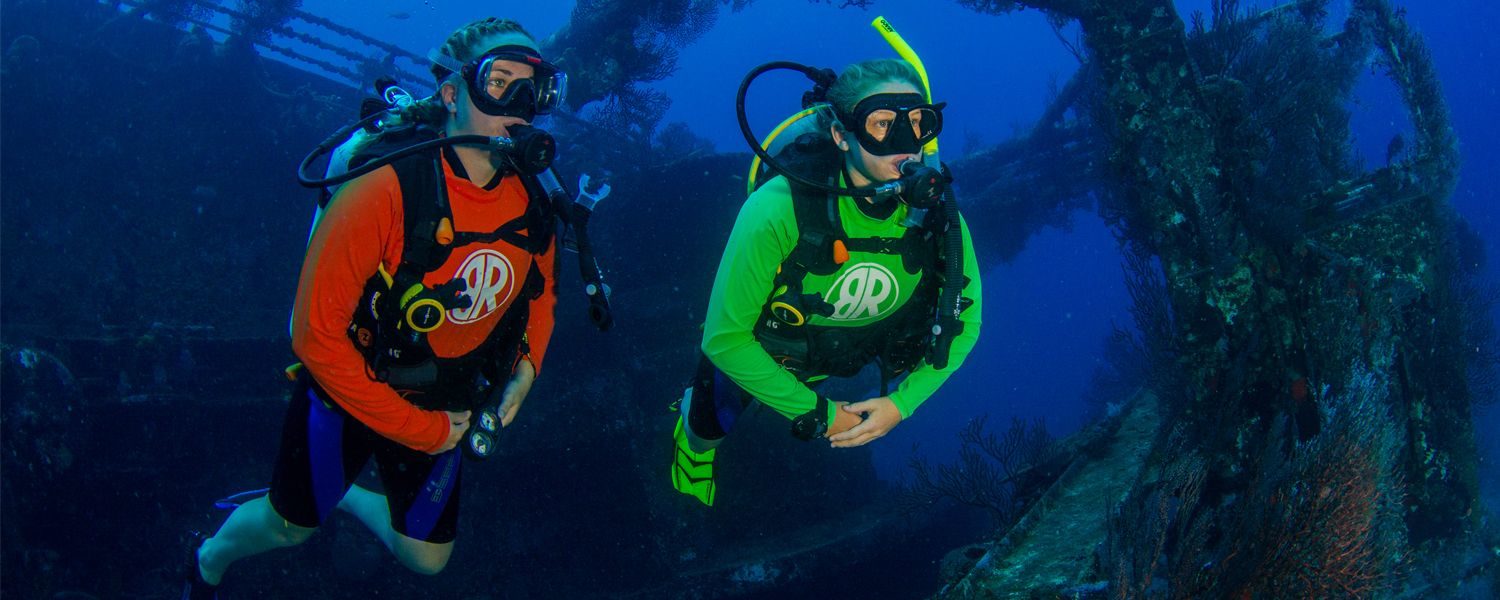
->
[107,0,431,92]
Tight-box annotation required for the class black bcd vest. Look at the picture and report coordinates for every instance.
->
[343,130,555,411]
[751,134,954,388]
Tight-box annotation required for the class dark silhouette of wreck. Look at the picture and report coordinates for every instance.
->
[2,0,1494,597]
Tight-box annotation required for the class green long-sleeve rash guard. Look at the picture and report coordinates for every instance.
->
[700,175,983,425]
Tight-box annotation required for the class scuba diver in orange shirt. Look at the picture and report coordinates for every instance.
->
[183,17,613,598]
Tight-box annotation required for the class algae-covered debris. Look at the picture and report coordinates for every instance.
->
[939,0,1493,597]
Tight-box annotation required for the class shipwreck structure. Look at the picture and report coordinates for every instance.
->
[930,0,1497,597]
[2,0,1493,597]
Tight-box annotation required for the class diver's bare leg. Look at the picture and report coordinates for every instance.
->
[337,484,454,575]
[197,496,316,585]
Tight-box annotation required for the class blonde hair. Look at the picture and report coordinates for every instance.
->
[357,18,537,149]
[428,17,536,83]
[818,58,926,135]
[826,59,925,115]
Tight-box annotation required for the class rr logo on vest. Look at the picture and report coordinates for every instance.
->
[828,263,900,322]
[449,249,516,324]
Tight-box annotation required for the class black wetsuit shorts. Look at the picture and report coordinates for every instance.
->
[269,379,463,544]
[684,355,753,440]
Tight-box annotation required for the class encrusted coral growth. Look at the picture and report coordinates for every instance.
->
[1100,442,1209,600]
[1212,368,1409,599]
[539,0,735,175]
[128,0,215,28]
[225,0,304,48]
[1356,0,1458,183]
[1312,0,1478,543]
[957,0,1086,19]
[948,0,1483,594]
[1100,370,1407,599]
[543,1,719,133]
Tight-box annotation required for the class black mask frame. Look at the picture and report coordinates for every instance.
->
[836,93,945,156]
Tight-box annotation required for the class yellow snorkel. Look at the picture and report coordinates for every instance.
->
[745,16,940,194]
[871,16,940,161]
[731,19,967,372]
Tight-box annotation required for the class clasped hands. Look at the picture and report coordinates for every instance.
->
[826,396,903,449]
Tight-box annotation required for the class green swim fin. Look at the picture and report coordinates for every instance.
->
[671,416,716,506]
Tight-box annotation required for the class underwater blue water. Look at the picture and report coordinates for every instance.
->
[288,0,1500,508]
[287,0,1114,471]
[3,1,1495,596]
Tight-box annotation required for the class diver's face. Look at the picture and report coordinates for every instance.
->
[837,81,925,184]
[443,35,537,137]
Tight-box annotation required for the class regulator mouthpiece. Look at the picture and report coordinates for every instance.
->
[491,125,556,175]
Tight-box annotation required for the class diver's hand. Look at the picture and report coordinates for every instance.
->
[497,359,536,427]
[434,410,472,454]
[829,397,903,448]
[827,401,862,438]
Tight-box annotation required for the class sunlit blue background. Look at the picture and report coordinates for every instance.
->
[286,0,1499,497]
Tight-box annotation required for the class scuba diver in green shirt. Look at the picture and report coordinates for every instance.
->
[671,45,982,506]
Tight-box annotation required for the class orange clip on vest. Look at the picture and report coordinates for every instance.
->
[832,239,850,265]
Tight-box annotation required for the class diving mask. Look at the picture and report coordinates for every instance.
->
[430,45,568,121]
[837,92,945,156]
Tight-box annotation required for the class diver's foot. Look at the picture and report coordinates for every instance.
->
[671,418,717,506]
[180,532,218,600]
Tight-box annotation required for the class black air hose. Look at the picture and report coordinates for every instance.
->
[931,185,965,370]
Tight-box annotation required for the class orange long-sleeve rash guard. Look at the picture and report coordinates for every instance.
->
[291,155,557,453]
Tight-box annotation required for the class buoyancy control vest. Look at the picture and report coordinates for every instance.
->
[344,127,554,411]
[751,134,956,392]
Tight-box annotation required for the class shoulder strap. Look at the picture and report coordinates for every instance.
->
[779,153,845,282]
[389,156,558,308]
[517,172,556,255]
[783,187,840,276]
[445,174,556,255]
[391,152,452,276]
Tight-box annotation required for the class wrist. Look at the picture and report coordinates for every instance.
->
[888,392,914,420]
[790,395,831,441]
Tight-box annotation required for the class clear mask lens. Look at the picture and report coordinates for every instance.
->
[863,107,940,143]
[472,56,564,116]
[476,56,532,103]
[537,71,567,114]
